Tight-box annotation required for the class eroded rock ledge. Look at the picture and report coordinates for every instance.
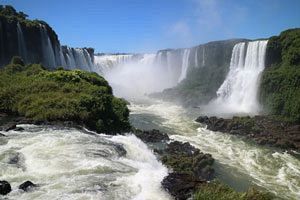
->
[196,115,300,152]
[134,129,214,200]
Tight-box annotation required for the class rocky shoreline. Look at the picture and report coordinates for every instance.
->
[196,115,300,152]
[1,114,214,200]
[134,129,214,200]
[1,115,273,200]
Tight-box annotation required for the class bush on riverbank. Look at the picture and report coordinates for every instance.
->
[195,182,273,200]
[0,57,131,134]
[260,28,300,122]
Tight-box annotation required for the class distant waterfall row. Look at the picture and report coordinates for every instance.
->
[213,40,268,114]
[15,23,94,70]
[93,45,207,87]
[15,21,206,84]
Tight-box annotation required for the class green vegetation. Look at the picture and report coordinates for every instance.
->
[0,5,44,27]
[195,182,273,200]
[0,57,131,134]
[260,28,300,122]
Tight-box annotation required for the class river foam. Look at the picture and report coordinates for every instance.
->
[0,125,170,200]
[129,99,300,200]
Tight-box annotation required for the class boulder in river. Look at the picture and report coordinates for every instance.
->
[0,180,12,195]
[134,129,169,143]
[19,181,37,191]
[196,115,300,151]
[162,172,205,200]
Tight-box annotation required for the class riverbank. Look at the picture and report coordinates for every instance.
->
[196,115,300,152]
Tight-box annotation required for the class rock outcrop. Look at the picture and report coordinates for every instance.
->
[196,115,300,151]
[0,180,11,195]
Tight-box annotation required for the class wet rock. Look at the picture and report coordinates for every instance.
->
[4,123,17,132]
[0,133,5,137]
[134,129,169,143]
[14,127,24,131]
[19,181,37,191]
[0,180,11,195]
[159,141,214,200]
[160,141,214,181]
[162,173,204,200]
[196,115,300,152]
[114,144,127,157]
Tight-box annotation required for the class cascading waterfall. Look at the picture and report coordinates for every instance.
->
[16,23,27,63]
[61,47,94,70]
[194,48,198,67]
[73,48,90,71]
[202,46,205,67]
[65,47,76,69]
[213,40,268,114]
[178,49,191,83]
[40,25,56,68]
[59,46,66,67]
[166,52,172,73]
[93,54,134,74]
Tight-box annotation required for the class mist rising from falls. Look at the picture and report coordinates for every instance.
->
[97,53,174,99]
[92,46,208,99]
[207,40,268,115]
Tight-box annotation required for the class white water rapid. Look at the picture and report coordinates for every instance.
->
[129,99,300,200]
[0,125,171,200]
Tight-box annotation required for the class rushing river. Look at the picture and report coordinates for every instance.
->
[129,99,300,200]
[0,125,171,200]
[1,99,300,200]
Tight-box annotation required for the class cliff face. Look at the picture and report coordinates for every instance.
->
[0,5,94,69]
[0,5,60,67]
[151,39,248,106]
[260,28,300,122]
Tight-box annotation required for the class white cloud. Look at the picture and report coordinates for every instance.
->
[194,0,222,31]
[166,0,248,47]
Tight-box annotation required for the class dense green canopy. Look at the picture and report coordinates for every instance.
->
[0,57,131,133]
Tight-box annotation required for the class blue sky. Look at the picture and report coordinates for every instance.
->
[2,0,300,53]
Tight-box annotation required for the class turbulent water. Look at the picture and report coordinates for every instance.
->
[0,125,171,200]
[129,99,300,200]
[208,40,268,115]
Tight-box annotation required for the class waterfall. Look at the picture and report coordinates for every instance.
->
[40,26,56,67]
[59,46,66,67]
[178,49,191,83]
[61,47,93,70]
[166,52,172,73]
[202,46,205,67]
[195,48,198,67]
[65,47,76,69]
[214,40,268,114]
[93,54,134,74]
[17,23,27,63]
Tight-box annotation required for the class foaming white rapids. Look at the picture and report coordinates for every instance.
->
[129,100,300,200]
[109,135,171,200]
[0,125,171,200]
